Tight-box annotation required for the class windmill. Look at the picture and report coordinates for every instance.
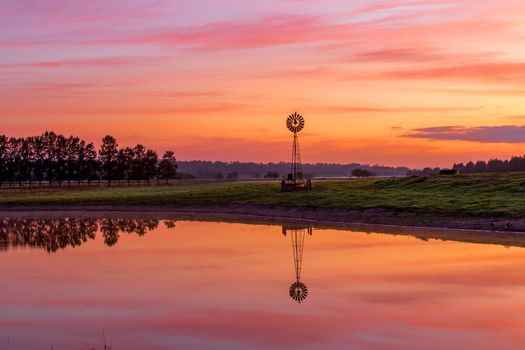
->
[281,112,312,192]
[282,225,313,303]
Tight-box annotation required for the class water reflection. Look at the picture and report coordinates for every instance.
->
[0,218,176,253]
[3,218,525,349]
[282,225,313,303]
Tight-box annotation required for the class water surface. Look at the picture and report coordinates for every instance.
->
[1,216,525,350]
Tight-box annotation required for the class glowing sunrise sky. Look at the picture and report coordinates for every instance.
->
[2,0,525,167]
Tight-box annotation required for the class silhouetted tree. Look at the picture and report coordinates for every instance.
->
[99,135,119,184]
[82,142,99,184]
[177,172,196,180]
[32,136,46,185]
[407,169,423,177]
[42,131,57,182]
[54,134,68,184]
[117,147,132,182]
[422,167,440,176]
[157,151,178,183]
[264,171,280,179]
[7,137,21,184]
[127,144,159,183]
[131,144,146,182]
[0,135,8,186]
[66,136,80,184]
[226,171,239,180]
[352,169,375,178]
[143,149,159,184]
[19,137,34,184]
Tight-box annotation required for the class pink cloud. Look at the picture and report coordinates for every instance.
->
[67,15,360,52]
[379,62,525,85]
[0,56,159,70]
[354,47,445,62]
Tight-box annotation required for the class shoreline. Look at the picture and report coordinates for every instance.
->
[3,205,525,249]
[2,203,525,234]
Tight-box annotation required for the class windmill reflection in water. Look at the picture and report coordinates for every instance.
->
[281,225,313,303]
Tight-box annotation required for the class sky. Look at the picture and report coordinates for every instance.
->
[2,0,525,167]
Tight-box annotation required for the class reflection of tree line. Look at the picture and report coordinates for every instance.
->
[0,218,176,253]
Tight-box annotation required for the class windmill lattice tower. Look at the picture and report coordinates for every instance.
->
[287,112,304,183]
[282,112,312,192]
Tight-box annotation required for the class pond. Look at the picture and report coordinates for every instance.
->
[1,215,525,350]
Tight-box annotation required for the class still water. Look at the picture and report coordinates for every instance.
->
[1,216,525,350]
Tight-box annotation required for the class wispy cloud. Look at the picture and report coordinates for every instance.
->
[0,56,161,69]
[354,47,446,63]
[380,62,525,86]
[405,125,525,143]
[310,105,481,114]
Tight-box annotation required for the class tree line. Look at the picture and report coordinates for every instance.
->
[405,155,525,176]
[351,168,376,178]
[0,132,178,185]
[177,160,409,179]
[452,156,525,174]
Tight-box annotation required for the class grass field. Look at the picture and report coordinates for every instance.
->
[2,173,525,218]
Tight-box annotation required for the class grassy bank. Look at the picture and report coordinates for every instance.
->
[1,173,525,218]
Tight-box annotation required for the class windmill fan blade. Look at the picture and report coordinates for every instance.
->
[286,112,305,133]
[289,282,309,302]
